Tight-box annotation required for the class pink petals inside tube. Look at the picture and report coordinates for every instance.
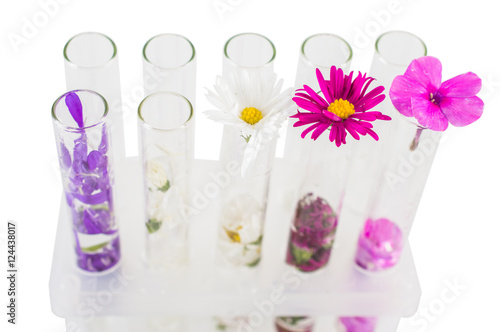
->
[355,218,403,272]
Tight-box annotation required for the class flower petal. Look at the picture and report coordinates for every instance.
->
[347,72,367,102]
[291,65,390,144]
[335,125,342,147]
[349,112,378,121]
[404,56,442,91]
[341,71,354,100]
[365,127,379,141]
[206,89,234,112]
[73,190,109,205]
[389,75,428,117]
[322,109,341,122]
[204,109,242,126]
[439,96,484,127]
[333,67,345,99]
[87,150,103,171]
[347,120,368,136]
[353,84,385,112]
[60,143,72,169]
[439,72,482,98]
[73,141,88,163]
[340,123,347,144]
[204,70,293,140]
[412,97,449,131]
[329,124,337,142]
[98,126,108,154]
[293,97,324,113]
[291,112,325,124]
[83,210,103,234]
[316,69,333,104]
[356,121,373,129]
[65,92,84,128]
[303,85,329,108]
[360,74,375,97]
[301,122,322,139]
[343,121,360,140]
[311,122,330,140]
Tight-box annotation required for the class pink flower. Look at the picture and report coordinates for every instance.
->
[390,56,484,131]
[355,218,403,272]
[339,317,377,332]
[291,67,390,147]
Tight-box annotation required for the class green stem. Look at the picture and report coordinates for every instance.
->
[241,135,251,143]
[81,241,110,253]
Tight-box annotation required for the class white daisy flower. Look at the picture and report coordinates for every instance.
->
[205,70,294,138]
[147,190,168,223]
[221,194,263,244]
[217,194,264,267]
[147,185,183,226]
[214,317,249,331]
[205,70,295,175]
[146,159,169,190]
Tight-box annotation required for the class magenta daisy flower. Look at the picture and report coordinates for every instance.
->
[389,56,483,131]
[291,67,390,147]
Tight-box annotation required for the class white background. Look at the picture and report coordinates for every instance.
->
[1,0,499,331]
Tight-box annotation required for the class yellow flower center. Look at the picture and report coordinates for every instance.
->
[224,226,242,243]
[240,107,263,125]
[327,99,355,119]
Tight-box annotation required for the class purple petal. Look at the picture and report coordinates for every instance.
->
[439,96,484,127]
[83,210,103,234]
[404,56,442,91]
[98,126,109,154]
[76,237,121,272]
[439,72,482,98]
[390,75,428,117]
[87,150,103,171]
[73,190,109,205]
[60,143,72,169]
[65,92,84,128]
[412,97,449,131]
[65,192,74,207]
[81,176,98,195]
[73,141,88,172]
